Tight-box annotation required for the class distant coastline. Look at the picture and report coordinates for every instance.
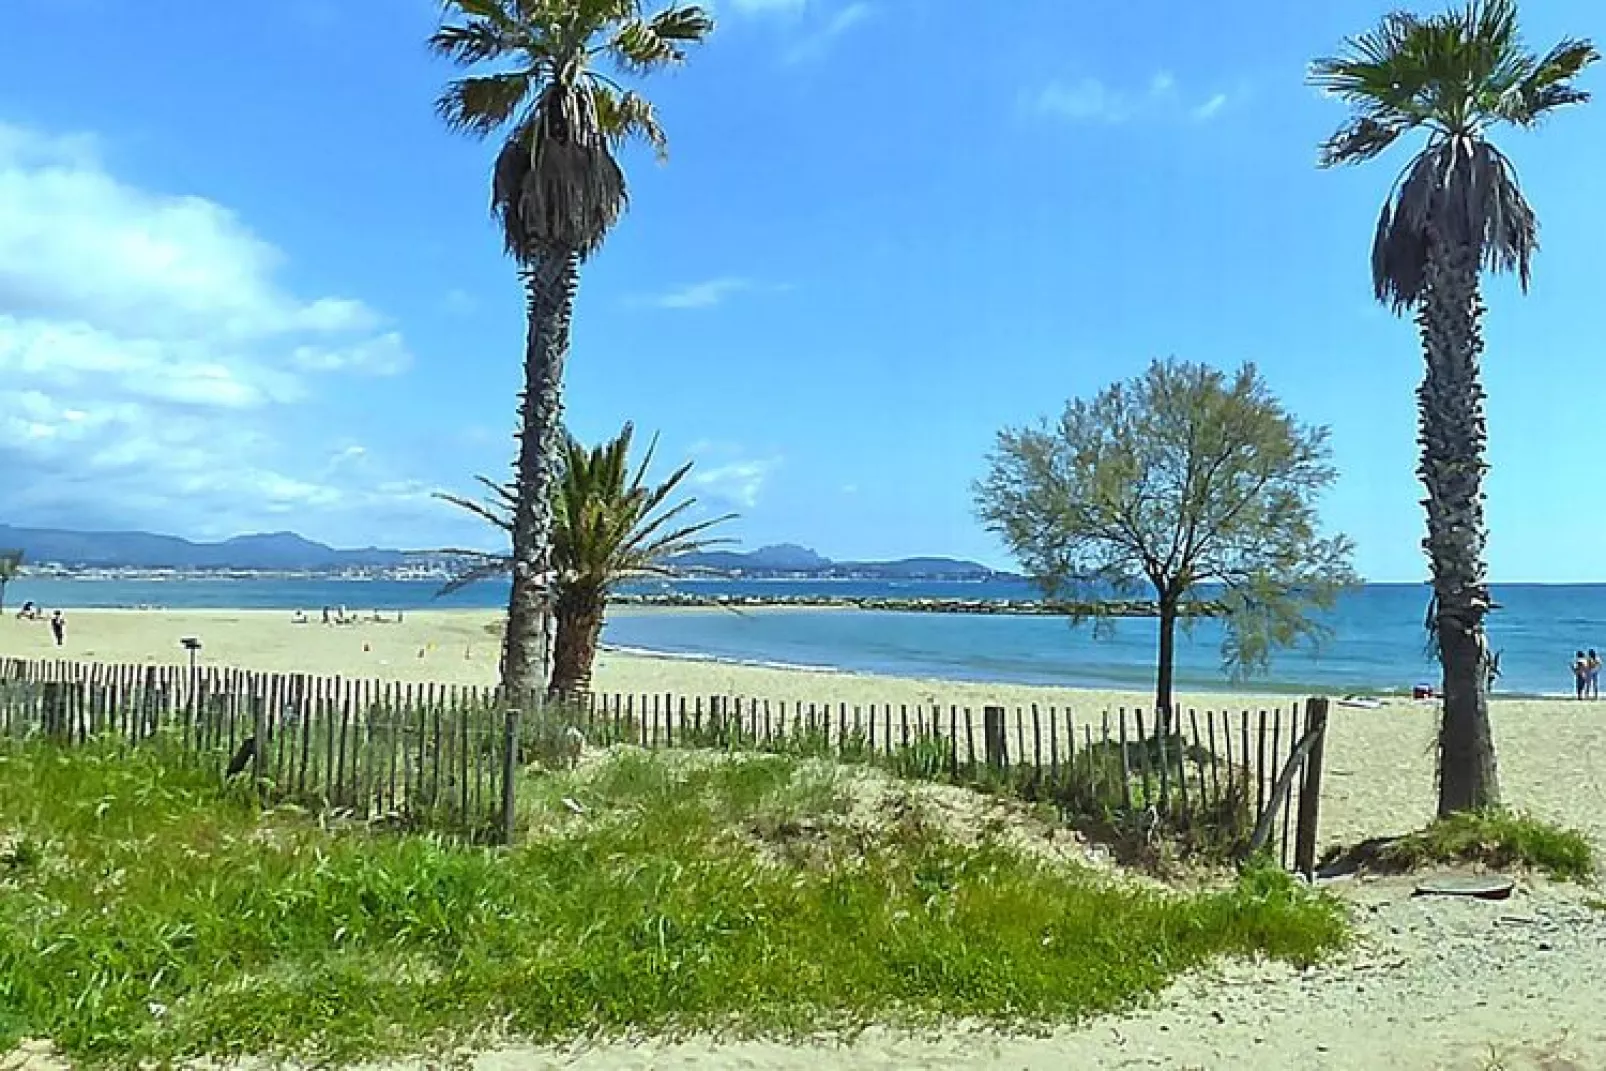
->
[610,592,1224,618]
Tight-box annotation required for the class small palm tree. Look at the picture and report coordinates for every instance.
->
[430,0,713,702]
[1312,0,1596,815]
[437,424,734,696]
[0,550,21,613]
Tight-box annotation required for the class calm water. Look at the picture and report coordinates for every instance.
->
[5,576,1600,697]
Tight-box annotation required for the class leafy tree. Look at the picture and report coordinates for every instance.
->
[974,359,1357,722]
[0,549,21,613]
[430,0,713,702]
[1311,0,1596,815]
[438,424,732,696]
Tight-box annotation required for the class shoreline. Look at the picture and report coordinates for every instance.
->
[3,605,1575,701]
[4,608,1606,864]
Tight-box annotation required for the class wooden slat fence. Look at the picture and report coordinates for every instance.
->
[0,658,1330,870]
[0,658,508,840]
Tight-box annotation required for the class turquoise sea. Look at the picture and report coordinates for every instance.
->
[4,576,1598,698]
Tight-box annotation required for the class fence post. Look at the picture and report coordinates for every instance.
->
[1294,697,1330,878]
[982,706,1006,771]
[501,707,521,846]
[251,695,268,785]
[42,681,66,742]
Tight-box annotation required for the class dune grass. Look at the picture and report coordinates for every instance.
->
[0,736,1346,1067]
[1380,810,1596,883]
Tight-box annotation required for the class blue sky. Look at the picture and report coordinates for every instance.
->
[0,0,1603,582]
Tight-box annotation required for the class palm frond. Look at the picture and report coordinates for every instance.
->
[433,0,710,261]
[1318,116,1413,167]
[591,84,667,158]
[608,6,712,73]
[1310,12,1433,130]
[1499,39,1598,125]
[437,554,512,598]
[433,488,513,533]
[436,423,736,599]
[1315,0,1592,308]
[429,0,533,62]
[491,88,628,258]
[437,72,536,137]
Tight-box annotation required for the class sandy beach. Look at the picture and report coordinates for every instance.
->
[5,608,1606,1069]
[5,608,1604,855]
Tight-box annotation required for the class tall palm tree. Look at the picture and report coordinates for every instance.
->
[1312,0,1595,815]
[430,0,713,702]
[437,424,734,696]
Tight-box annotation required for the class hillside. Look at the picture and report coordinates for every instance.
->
[0,525,407,571]
[0,526,1006,579]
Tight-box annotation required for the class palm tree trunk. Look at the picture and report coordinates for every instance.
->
[549,584,606,699]
[503,249,580,704]
[1417,234,1501,816]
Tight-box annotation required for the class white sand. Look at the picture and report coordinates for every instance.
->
[5,607,1606,1069]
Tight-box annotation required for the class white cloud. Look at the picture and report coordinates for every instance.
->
[1034,79,1133,124]
[652,277,754,309]
[1193,93,1230,121]
[1032,73,1231,125]
[0,120,428,542]
[646,276,794,310]
[291,332,412,376]
[722,0,870,61]
[684,443,783,509]
[442,288,477,315]
[690,460,778,509]
[784,2,871,63]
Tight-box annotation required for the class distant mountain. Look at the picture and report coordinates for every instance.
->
[0,525,408,571]
[0,526,1007,579]
[669,544,1005,580]
[671,544,830,573]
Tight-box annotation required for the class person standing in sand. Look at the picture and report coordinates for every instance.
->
[1588,649,1601,699]
[1573,651,1590,699]
[49,610,65,647]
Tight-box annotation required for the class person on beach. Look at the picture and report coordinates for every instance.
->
[1573,650,1590,699]
[1588,649,1601,699]
[49,610,65,647]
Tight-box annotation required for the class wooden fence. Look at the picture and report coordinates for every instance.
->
[0,658,513,840]
[0,658,1329,870]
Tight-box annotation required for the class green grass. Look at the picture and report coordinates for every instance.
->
[1379,810,1597,883]
[0,737,1347,1067]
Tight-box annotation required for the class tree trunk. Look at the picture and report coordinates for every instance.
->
[549,584,606,700]
[1417,234,1501,816]
[503,249,581,705]
[1155,593,1179,735]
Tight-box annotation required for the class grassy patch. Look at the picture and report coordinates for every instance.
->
[0,737,1346,1067]
[1380,810,1597,883]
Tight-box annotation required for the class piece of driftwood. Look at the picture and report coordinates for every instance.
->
[1414,875,1516,900]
